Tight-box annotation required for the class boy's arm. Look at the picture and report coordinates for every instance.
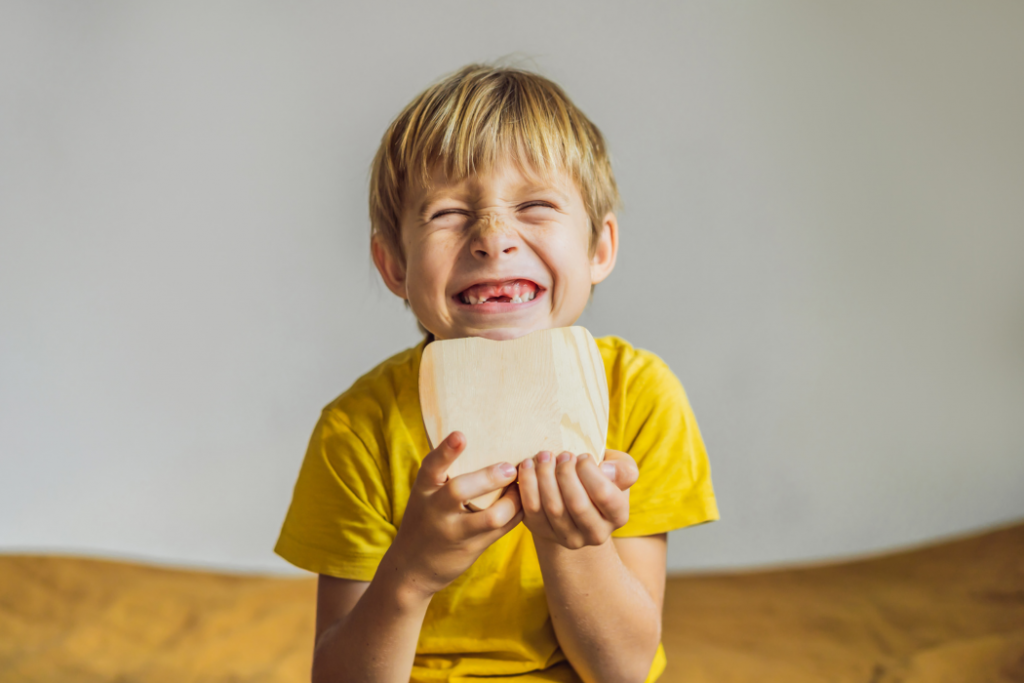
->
[535,534,665,683]
[311,557,432,683]
[518,450,663,683]
[310,515,664,683]
[310,432,523,683]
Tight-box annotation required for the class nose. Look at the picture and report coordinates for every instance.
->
[469,215,519,259]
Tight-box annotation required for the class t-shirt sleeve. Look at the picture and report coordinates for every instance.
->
[274,408,396,581]
[611,351,719,537]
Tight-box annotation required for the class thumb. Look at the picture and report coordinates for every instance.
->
[599,450,639,491]
[417,431,466,489]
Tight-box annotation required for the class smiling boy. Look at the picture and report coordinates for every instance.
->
[274,64,718,683]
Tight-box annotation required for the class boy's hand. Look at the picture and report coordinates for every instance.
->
[390,431,523,597]
[517,449,639,549]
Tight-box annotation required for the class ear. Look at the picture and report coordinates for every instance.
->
[371,236,408,300]
[589,212,618,285]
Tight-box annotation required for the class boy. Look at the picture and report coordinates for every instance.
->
[275,64,718,683]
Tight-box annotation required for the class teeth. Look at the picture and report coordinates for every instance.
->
[459,286,538,304]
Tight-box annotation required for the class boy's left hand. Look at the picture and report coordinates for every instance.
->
[517,449,639,549]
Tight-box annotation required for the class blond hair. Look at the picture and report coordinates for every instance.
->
[369,64,620,262]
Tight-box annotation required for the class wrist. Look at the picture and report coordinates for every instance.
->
[377,541,440,608]
[533,535,613,562]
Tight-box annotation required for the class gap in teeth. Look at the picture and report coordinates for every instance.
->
[459,288,536,305]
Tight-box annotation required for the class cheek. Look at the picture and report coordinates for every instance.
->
[546,244,595,306]
[406,260,445,301]
[405,236,460,297]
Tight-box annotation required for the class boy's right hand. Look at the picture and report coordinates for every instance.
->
[389,431,523,597]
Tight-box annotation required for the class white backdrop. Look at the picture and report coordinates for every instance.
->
[2,1,1022,573]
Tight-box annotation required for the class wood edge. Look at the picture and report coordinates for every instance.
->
[585,331,610,455]
[578,329,609,462]
[418,344,439,448]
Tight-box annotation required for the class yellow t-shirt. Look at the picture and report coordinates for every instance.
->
[274,335,718,682]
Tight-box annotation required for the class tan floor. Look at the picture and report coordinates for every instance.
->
[1,524,1022,683]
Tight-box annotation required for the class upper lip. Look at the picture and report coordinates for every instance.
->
[452,277,546,296]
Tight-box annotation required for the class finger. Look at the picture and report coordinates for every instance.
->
[538,452,584,547]
[484,503,525,543]
[496,507,525,537]
[599,449,639,491]
[464,482,522,535]
[442,460,518,509]
[556,453,610,544]
[518,457,556,538]
[578,453,631,528]
[520,458,561,540]
[517,457,544,520]
[417,432,466,488]
[502,480,522,509]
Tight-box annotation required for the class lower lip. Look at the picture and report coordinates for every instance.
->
[452,289,546,314]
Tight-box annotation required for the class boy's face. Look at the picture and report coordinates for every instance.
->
[373,162,617,341]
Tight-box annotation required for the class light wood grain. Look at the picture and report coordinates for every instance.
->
[2,523,1022,682]
[419,326,609,510]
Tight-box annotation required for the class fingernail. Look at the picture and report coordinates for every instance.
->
[499,463,516,478]
[521,458,534,470]
[601,463,616,479]
[556,452,571,464]
[578,453,590,462]
[537,451,551,463]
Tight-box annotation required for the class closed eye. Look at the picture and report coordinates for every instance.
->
[519,201,556,211]
[430,209,470,220]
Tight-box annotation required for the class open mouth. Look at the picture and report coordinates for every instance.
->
[456,279,541,305]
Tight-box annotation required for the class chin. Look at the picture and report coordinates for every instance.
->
[474,328,532,341]
[453,322,552,342]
